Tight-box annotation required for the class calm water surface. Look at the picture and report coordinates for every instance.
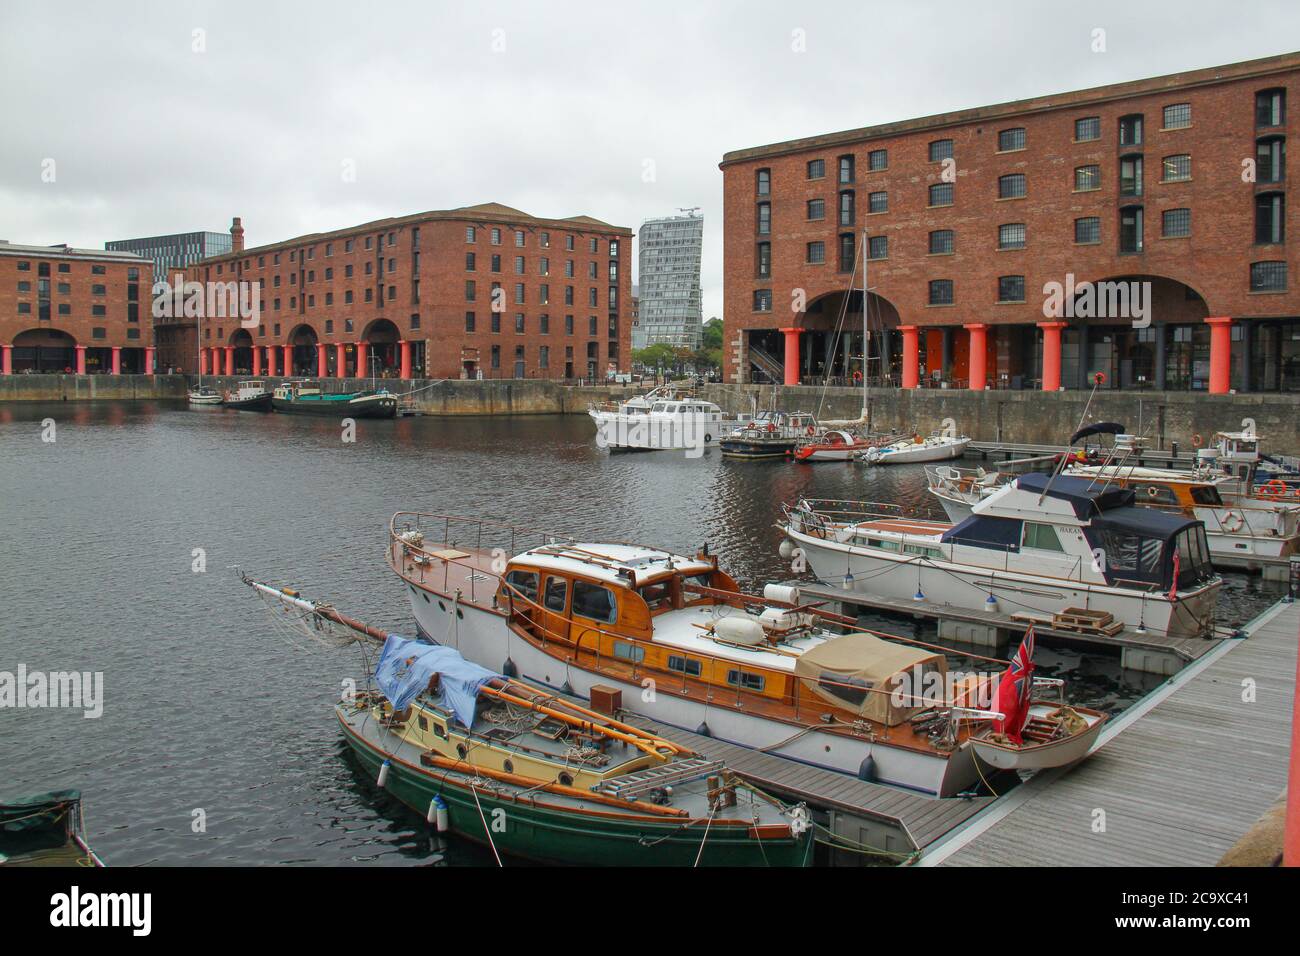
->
[0,401,1281,865]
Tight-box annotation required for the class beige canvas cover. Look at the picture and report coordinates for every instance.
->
[795,633,947,726]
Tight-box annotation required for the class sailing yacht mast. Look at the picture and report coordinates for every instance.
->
[862,227,870,425]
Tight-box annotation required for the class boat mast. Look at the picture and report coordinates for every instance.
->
[862,227,870,426]
[196,307,203,387]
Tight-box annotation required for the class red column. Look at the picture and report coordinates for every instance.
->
[900,325,920,389]
[1286,615,1300,865]
[399,340,412,380]
[1206,316,1232,394]
[266,345,277,377]
[223,346,234,376]
[1,344,11,375]
[251,345,262,377]
[964,324,987,390]
[144,347,155,375]
[111,347,122,375]
[779,327,801,386]
[1038,321,1066,391]
[282,345,292,376]
[356,341,368,378]
[316,343,327,378]
[75,345,86,375]
[335,343,347,378]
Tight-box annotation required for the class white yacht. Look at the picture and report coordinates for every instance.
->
[861,431,971,465]
[784,472,1222,641]
[588,386,725,453]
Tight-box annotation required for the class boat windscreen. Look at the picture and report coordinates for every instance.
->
[1085,507,1208,590]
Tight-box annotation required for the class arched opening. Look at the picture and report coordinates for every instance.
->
[12,328,76,373]
[1064,274,1210,390]
[288,325,318,377]
[362,318,401,378]
[229,329,254,376]
[747,289,903,386]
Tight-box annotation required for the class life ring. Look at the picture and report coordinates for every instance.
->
[1093,371,1107,386]
[766,422,776,434]
[1261,478,1288,498]
[806,425,815,436]
[1146,486,1161,498]
[1221,510,1244,532]
[852,371,863,384]
[1191,433,1204,448]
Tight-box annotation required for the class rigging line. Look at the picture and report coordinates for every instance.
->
[469,780,504,868]
[692,804,717,868]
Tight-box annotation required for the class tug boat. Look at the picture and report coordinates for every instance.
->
[587,385,726,452]
[222,379,273,412]
[785,472,1221,641]
[720,411,819,459]
[242,577,812,866]
[385,517,1107,796]
[860,431,971,465]
[793,429,875,462]
[271,380,397,418]
[0,790,103,867]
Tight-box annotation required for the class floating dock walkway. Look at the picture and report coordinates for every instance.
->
[916,598,1298,867]
[968,440,1197,468]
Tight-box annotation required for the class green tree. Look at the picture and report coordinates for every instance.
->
[702,317,723,351]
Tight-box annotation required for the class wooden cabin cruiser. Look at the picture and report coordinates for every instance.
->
[242,577,811,866]
[587,386,726,452]
[271,380,397,418]
[187,384,222,406]
[385,516,1107,797]
[860,431,971,465]
[222,379,273,412]
[720,411,819,459]
[785,473,1221,641]
[793,429,876,462]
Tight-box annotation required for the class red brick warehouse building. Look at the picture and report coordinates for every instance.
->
[721,51,1300,395]
[178,204,633,382]
[0,242,154,375]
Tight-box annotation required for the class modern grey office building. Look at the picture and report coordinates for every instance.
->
[105,229,233,282]
[633,212,703,351]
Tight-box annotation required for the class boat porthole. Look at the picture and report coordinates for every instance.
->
[824,745,832,753]
[456,609,464,619]
[438,600,446,612]
[503,760,514,774]
[456,744,467,759]
[558,773,573,786]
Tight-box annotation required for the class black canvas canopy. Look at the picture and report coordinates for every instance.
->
[1069,422,1126,444]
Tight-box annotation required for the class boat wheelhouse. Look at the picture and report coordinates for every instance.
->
[588,386,726,452]
[386,515,1107,797]
[720,411,819,459]
[223,379,273,412]
[787,473,1221,641]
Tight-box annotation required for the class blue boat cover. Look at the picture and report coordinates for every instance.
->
[374,635,499,727]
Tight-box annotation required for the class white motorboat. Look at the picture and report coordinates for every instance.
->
[782,472,1222,641]
[927,464,1011,522]
[588,385,725,453]
[188,385,222,406]
[861,432,970,465]
[385,515,1107,797]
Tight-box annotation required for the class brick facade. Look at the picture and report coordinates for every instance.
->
[178,204,633,382]
[0,243,154,375]
[722,52,1300,393]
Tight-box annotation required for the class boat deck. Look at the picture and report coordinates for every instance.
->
[918,598,1298,866]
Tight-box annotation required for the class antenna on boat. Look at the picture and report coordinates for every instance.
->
[1036,371,1104,507]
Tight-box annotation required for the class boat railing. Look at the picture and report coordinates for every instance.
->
[391,512,578,572]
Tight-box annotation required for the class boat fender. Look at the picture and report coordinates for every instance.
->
[695,721,711,737]
[777,539,795,561]
[560,680,575,696]
[430,795,449,832]
[502,657,518,678]
[704,434,713,444]
[857,755,876,783]
[377,759,391,789]
[763,582,800,605]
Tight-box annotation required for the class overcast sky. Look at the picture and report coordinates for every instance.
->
[3,1,1298,319]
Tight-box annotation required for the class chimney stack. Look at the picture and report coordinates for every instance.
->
[230,216,245,253]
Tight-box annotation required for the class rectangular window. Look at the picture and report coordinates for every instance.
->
[928,279,954,305]
[1256,193,1285,244]
[753,289,772,312]
[491,228,501,245]
[1075,116,1101,141]
[756,168,771,195]
[1119,114,1144,147]
[807,198,824,220]
[838,154,854,184]
[1119,155,1143,196]
[928,183,953,207]
[1161,154,1191,182]
[1119,206,1144,254]
[514,255,525,274]
[806,241,825,264]
[1250,260,1287,291]
[573,581,617,623]
[1023,522,1064,551]
[838,233,855,271]
[1257,137,1285,183]
[514,230,525,247]
[465,226,476,243]
[465,280,476,301]
[867,235,888,260]
[998,223,1026,250]
[929,230,954,254]
[868,148,887,171]
[756,242,771,277]
[466,252,476,271]
[997,127,1026,151]
[807,158,825,179]
[998,275,1025,302]
[491,313,501,333]
[928,139,953,162]
[465,311,476,331]
[1074,165,1100,191]
[667,655,702,677]
[1162,103,1191,129]
[757,202,771,235]
[868,191,887,214]
[1162,208,1191,238]
[515,314,525,333]
[1075,216,1101,244]
[1257,88,1286,127]
[726,670,765,692]
[998,174,1026,199]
